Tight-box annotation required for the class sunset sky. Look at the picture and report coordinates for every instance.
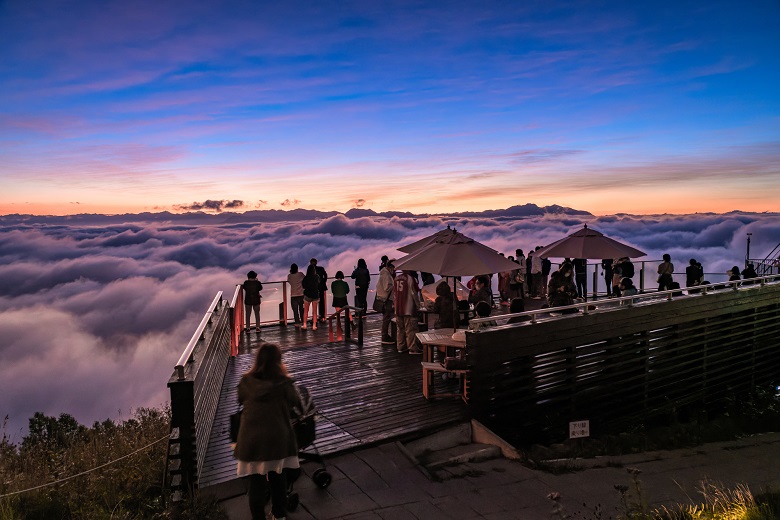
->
[1,0,779,216]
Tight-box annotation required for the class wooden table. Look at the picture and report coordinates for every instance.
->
[416,330,466,362]
[415,330,469,401]
[419,308,473,329]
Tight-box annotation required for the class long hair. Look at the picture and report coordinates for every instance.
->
[247,343,289,380]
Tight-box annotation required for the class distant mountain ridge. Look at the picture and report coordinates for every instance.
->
[0,203,591,226]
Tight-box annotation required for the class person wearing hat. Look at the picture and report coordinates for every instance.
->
[376,259,396,344]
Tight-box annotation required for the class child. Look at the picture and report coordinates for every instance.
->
[330,271,350,315]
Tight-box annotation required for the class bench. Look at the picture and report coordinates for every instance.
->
[421,361,469,402]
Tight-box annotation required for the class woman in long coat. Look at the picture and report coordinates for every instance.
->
[235,343,302,520]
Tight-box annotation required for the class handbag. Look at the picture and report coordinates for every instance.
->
[229,408,242,443]
[372,296,386,313]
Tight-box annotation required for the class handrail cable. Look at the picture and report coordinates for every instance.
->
[0,433,171,499]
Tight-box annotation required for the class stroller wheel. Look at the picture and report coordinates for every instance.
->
[286,492,299,511]
[312,468,332,488]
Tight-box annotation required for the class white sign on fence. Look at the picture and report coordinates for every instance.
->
[569,420,590,439]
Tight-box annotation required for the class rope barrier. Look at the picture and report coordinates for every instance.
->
[0,433,171,499]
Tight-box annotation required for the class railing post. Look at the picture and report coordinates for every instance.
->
[357,310,363,346]
[639,263,645,293]
[344,308,351,342]
[592,269,598,300]
[168,379,196,494]
[281,281,289,326]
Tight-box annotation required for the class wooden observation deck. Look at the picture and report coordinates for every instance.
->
[166,276,780,499]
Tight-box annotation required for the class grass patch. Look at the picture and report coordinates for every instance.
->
[550,474,780,520]
[0,408,227,520]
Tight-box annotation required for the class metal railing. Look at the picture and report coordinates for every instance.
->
[244,272,382,327]
[325,305,364,345]
[174,292,223,380]
[167,292,232,496]
[470,273,780,328]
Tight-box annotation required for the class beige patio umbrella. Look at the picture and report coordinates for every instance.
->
[397,225,457,254]
[394,230,519,276]
[394,230,520,330]
[534,225,646,259]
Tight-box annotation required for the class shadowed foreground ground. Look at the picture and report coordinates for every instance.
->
[221,432,780,519]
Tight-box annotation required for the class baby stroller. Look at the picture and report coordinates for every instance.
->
[285,385,332,511]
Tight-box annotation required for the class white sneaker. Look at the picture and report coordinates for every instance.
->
[301,324,307,330]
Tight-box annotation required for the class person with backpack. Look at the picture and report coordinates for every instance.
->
[242,271,263,332]
[657,254,675,291]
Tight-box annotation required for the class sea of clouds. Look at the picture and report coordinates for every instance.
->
[1,211,779,441]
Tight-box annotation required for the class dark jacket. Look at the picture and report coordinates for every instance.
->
[432,284,455,329]
[686,264,703,287]
[351,266,370,292]
[548,272,577,308]
[542,258,552,276]
[234,374,301,463]
[316,266,328,292]
[741,266,758,279]
[621,260,635,279]
[303,267,320,299]
[242,279,263,305]
[468,286,492,306]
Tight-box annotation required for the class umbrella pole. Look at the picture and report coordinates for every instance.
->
[452,277,458,332]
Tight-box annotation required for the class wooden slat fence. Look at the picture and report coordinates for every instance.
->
[167,294,232,493]
[467,281,780,445]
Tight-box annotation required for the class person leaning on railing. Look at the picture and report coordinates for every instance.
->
[287,264,305,327]
[657,254,675,291]
[242,271,263,332]
[351,258,370,314]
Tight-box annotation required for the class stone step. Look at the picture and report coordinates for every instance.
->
[404,422,472,458]
[421,442,502,469]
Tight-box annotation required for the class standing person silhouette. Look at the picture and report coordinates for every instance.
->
[657,254,675,291]
[234,343,302,520]
[310,259,328,324]
[330,271,350,314]
[287,264,305,327]
[301,264,320,330]
[351,258,370,315]
[242,271,263,333]
[601,259,614,296]
[377,259,395,344]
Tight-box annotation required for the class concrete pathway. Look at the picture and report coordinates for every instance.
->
[221,432,780,519]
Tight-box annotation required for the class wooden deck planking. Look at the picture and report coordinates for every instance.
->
[199,314,469,490]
